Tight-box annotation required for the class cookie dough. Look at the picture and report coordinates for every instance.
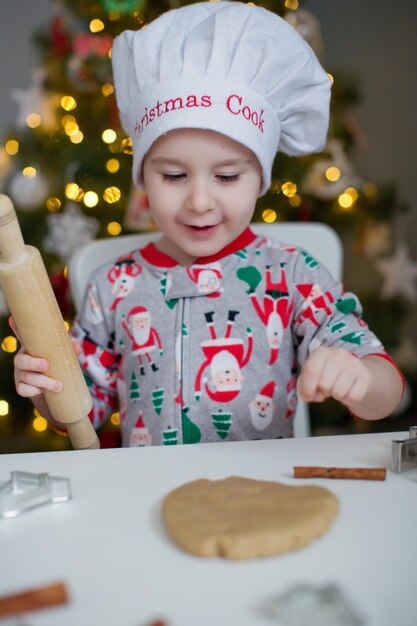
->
[162,476,339,560]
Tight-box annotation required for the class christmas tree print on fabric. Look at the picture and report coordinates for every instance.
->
[234,248,248,260]
[162,427,178,445]
[129,371,140,400]
[211,410,232,440]
[152,387,164,415]
[181,406,201,444]
[300,250,319,269]
[159,272,178,309]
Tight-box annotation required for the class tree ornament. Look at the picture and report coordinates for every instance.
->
[8,170,50,211]
[98,0,146,14]
[376,242,417,301]
[10,68,58,131]
[285,9,324,61]
[43,202,99,263]
[361,223,392,259]
[301,139,362,201]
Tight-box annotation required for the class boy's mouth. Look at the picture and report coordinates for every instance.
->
[185,224,220,237]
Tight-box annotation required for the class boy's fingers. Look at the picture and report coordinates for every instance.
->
[17,372,63,395]
[14,352,49,373]
[70,337,82,356]
[297,349,326,401]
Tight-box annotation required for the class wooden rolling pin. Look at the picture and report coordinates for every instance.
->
[0,194,99,450]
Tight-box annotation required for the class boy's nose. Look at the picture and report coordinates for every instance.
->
[185,180,216,213]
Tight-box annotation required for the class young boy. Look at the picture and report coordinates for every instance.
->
[13,2,403,446]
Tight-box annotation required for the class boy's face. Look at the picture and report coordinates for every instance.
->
[142,129,262,266]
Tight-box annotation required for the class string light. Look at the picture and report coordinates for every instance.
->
[107,221,122,236]
[5,139,19,155]
[103,186,121,203]
[262,208,277,223]
[102,83,114,97]
[46,197,62,212]
[106,158,120,173]
[65,183,83,201]
[363,182,378,198]
[338,189,356,210]
[23,166,37,178]
[284,0,299,10]
[110,412,120,425]
[26,113,41,129]
[0,400,9,417]
[121,138,133,154]
[33,414,48,432]
[102,129,117,144]
[90,19,105,33]
[61,96,77,111]
[70,130,84,144]
[1,336,17,353]
[325,166,341,182]
[281,181,297,197]
[289,194,301,207]
[83,191,99,208]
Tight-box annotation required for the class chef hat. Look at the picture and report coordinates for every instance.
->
[112,1,331,195]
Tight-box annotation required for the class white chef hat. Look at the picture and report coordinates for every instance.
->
[112,1,331,195]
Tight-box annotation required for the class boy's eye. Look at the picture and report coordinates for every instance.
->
[216,174,240,183]
[162,173,186,182]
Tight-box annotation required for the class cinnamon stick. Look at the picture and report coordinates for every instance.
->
[0,581,69,617]
[293,466,386,481]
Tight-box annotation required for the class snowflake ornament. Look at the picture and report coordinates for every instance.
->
[301,139,362,201]
[43,202,99,263]
[376,242,417,301]
[10,68,58,131]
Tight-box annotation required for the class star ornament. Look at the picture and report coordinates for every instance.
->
[376,242,417,301]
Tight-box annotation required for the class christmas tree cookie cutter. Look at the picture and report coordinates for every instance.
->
[391,426,417,472]
[0,471,71,519]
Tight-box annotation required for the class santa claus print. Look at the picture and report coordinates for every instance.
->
[186,262,223,297]
[80,333,118,390]
[249,381,276,430]
[107,254,142,311]
[129,413,152,447]
[237,264,294,365]
[194,310,253,403]
[295,283,334,327]
[122,305,162,375]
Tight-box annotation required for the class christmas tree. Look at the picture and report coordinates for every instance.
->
[0,0,415,452]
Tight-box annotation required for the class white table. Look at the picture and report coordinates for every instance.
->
[0,432,415,626]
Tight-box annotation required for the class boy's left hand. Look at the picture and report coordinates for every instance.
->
[297,346,371,407]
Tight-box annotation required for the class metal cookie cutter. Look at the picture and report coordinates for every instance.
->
[0,471,71,519]
[391,427,417,473]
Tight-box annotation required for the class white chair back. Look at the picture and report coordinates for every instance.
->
[68,222,343,437]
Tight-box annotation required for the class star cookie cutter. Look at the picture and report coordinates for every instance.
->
[0,471,71,519]
[391,426,417,472]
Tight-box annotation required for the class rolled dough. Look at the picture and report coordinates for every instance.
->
[162,476,339,560]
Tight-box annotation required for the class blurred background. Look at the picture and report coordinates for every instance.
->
[0,0,416,452]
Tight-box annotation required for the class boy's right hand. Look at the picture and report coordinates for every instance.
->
[9,316,80,399]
